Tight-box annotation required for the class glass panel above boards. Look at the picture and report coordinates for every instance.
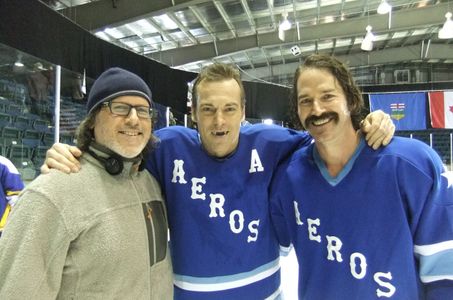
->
[0,43,94,182]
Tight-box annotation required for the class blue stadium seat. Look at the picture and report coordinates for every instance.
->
[22,137,42,148]
[23,129,43,141]
[1,126,22,145]
[33,118,50,131]
[42,132,56,146]
[7,144,34,171]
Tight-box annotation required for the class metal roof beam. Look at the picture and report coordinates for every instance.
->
[148,3,449,66]
[59,0,212,30]
[241,44,453,80]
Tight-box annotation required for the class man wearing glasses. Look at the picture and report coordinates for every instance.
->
[0,68,173,299]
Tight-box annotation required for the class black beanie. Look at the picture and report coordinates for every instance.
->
[86,67,152,114]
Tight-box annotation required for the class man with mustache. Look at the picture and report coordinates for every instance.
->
[42,63,394,299]
[270,54,453,299]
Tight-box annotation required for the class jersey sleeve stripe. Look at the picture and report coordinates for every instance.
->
[173,257,280,292]
[418,249,453,282]
[414,240,453,256]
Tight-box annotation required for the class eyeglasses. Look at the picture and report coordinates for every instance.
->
[102,101,156,119]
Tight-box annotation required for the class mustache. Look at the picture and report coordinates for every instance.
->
[303,112,338,128]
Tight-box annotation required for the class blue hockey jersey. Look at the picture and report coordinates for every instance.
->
[146,124,311,299]
[270,137,453,299]
[0,156,24,231]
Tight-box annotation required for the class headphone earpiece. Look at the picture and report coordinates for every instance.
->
[103,156,123,175]
[87,149,123,175]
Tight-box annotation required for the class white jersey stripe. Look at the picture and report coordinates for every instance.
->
[414,240,453,256]
[420,274,453,283]
[173,258,280,292]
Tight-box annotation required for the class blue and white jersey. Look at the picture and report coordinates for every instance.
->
[0,156,24,228]
[147,124,311,299]
[271,136,453,299]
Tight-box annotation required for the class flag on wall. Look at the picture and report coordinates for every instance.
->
[428,91,453,129]
[369,92,426,130]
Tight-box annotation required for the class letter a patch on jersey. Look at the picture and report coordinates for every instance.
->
[249,149,264,173]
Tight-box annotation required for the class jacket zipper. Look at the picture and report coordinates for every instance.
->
[131,178,156,266]
[145,202,157,264]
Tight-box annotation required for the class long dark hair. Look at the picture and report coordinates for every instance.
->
[289,54,366,130]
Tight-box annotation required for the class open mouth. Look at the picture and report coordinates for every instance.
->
[212,131,229,136]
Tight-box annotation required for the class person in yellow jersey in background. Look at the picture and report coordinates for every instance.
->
[0,155,24,237]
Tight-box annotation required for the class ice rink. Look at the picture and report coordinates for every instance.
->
[280,248,299,300]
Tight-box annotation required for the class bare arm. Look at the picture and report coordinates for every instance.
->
[361,110,395,150]
[40,143,82,174]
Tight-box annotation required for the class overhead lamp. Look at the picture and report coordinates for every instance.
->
[14,54,24,68]
[438,12,453,39]
[360,25,375,51]
[377,0,392,15]
[279,12,291,31]
[377,0,392,28]
[14,61,24,67]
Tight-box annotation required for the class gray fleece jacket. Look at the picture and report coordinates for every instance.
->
[0,151,173,299]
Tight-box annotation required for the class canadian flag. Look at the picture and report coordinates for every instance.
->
[428,91,453,128]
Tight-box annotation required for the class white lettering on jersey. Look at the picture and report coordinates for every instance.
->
[175,156,263,243]
[229,210,245,233]
[248,149,264,173]
[307,218,321,243]
[247,219,260,243]
[208,193,226,218]
[350,252,367,279]
[191,177,206,200]
[374,272,396,298]
[294,201,304,225]
[171,159,187,184]
[299,215,396,297]
[326,235,343,262]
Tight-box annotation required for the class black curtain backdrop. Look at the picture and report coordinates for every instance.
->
[0,0,196,116]
[0,0,293,121]
[244,82,291,122]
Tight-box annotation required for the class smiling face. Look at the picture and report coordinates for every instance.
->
[192,78,245,158]
[93,95,152,158]
[296,68,355,144]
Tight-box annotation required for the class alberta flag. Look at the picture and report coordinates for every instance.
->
[369,92,426,130]
[428,91,453,128]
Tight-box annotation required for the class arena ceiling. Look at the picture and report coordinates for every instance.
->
[43,0,453,86]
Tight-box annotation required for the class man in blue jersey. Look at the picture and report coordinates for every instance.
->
[42,63,394,299]
[270,54,453,299]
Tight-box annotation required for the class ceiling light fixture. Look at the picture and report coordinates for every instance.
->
[14,54,24,67]
[377,0,392,14]
[279,12,291,31]
[377,0,392,29]
[14,61,24,67]
[438,12,453,39]
[361,25,375,51]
